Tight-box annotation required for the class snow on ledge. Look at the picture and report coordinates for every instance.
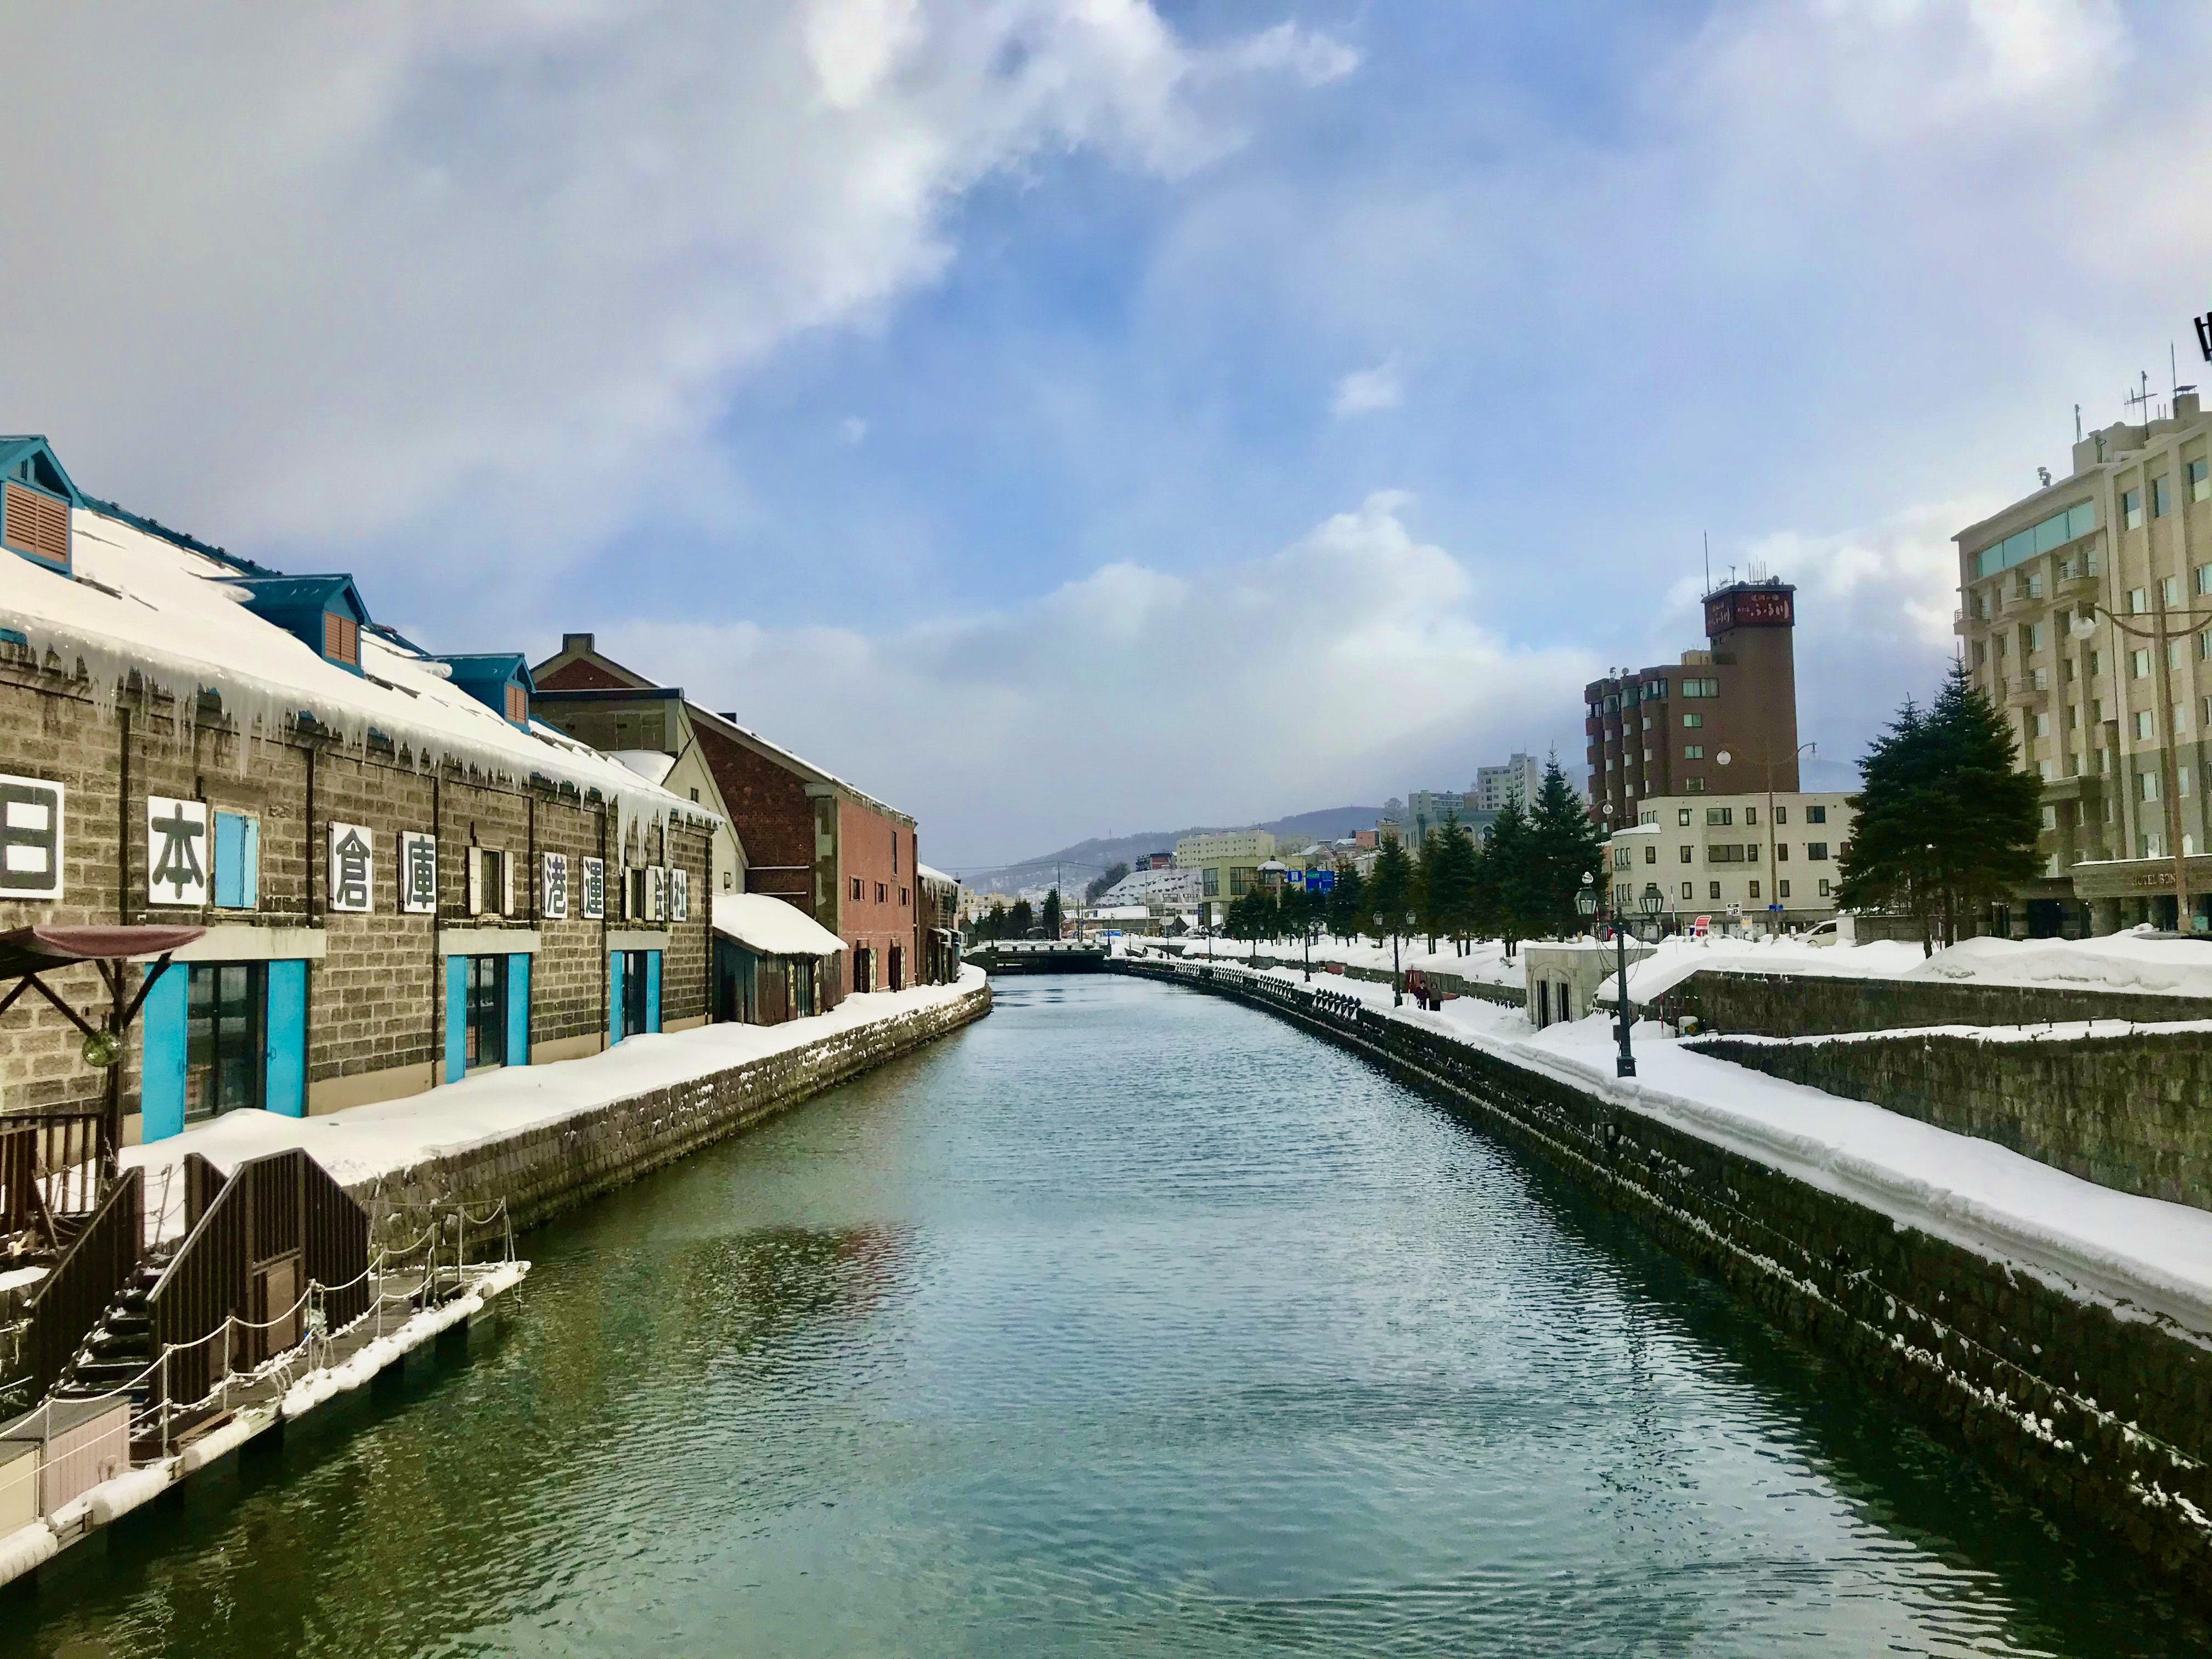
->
[122,968,987,1238]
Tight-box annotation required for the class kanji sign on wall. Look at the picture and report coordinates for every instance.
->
[543,852,569,920]
[670,867,689,922]
[329,822,375,912]
[582,856,606,921]
[400,831,438,915]
[0,774,63,901]
[146,797,208,907]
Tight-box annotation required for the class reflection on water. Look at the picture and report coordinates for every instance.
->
[7,973,2209,1657]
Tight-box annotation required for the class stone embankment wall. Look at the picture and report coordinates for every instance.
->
[1691,1027,2212,1213]
[347,981,991,1235]
[1164,950,1527,1008]
[1115,957,2212,1599]
[1658,968,2211,1037]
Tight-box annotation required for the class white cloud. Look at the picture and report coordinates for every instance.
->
[610,492,1597,860]
[838,415,870,445]
[1330,354,1405,417]
[0,1,1353,574]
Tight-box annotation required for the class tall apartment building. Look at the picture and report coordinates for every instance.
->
[1954,392,2212,935]
[1583,579,1801,828]
[1405,791,1498,847]
[1472,753,1544,812]
[1607,791,1855,930]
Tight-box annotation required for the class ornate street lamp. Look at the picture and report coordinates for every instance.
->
[1579,870,1642,1077]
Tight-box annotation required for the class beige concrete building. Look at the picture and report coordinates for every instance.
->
[1606,790,1856,930]
[1954,392,2212,934]
[1173,829,1277,925]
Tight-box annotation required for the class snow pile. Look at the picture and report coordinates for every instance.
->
[0,1521,55,1582]
[124,968,986,1236]
[1901,932,2212,998]
[1614,934,1929,1003]
[712,892,847,957]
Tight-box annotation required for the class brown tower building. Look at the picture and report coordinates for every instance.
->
[1583,578,1801,826]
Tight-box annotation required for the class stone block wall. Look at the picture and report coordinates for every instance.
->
[351,980,991,1235]
[1658,968,2212,1037]
[0,657,715,1126]
[1118,957,2212,1599]
[1689,1028,2212,1212]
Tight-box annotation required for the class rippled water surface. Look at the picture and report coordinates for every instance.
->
[9,973,2210,1657]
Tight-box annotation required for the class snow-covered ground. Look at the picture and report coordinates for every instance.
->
[1186,958,2212,1340]
[122,969,986,1237]
[1150,934,1524,987]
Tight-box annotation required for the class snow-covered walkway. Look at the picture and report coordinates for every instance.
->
[1172,956,2212,1341]
[123,969,987,1238]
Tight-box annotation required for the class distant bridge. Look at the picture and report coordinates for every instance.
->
[964,940,1111,974]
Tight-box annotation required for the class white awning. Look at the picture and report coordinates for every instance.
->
[712,893,845,957]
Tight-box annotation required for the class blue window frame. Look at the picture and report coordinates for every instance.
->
[212,811,259,910]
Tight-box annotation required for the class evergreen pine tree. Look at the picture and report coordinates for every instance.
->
[985,899,1007,941]
[1479,793,1533,957]
[1367,837,1413,943]
[1837,663,2041,951]
[1426,815,1480,955]
[1325,860,1366,943]
[1042,888,1063,940]
[1527,755,1606,938]
[1009,896,1035,936]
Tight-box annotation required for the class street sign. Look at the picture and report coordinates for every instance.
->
[1305,870,1337,893]
[1692,914,1711,938]
[1285,870,1305,889]
[1767,904,1784,914]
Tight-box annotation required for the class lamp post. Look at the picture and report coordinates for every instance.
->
[1377,911,1405,1007]
[2070,597,2212,932]
[1579,871,1649,1078]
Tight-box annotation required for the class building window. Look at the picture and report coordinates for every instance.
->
[850,876,862,902]
[1680,678,1720,698]
[1681,713,1703,729]
[1706,808,1733,826]
[1745,806,1759,826]
[900,887,909,906]
[505,682,529,723]
[1677,809,1692,826]
[2131,649,2151,679]
[2164,576,2182,607]
[1806,842,1830,860]
[1685,778,1705,793]
[1778,879,1791,899]
[472,848,507,916]
[465,955,506,1070]
[1683,744,1703,759]
[1806,805,1827,824]
[1679,845,1692,864]
[2123,489,2144,530]
[2153,476,2172,518]
[1776,842,1790,860]
[1708,882,1722,901]
[2135,710,2154,740]
[212,811,260,910]
[1644,845,1657,865]
[1679,882,1693,900]
[2191,458,2209,503]
[1748,880,1761,900]
[2141,771,2159,803]
[689,787,699,803]
[186,963,264,1122]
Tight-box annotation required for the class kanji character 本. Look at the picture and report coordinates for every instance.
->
[146,797,208,906]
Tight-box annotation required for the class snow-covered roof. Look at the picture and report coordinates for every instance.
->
[916,862,954,885]
[2,502,715,837]
[610,749,678,786]
[712,892,846,957]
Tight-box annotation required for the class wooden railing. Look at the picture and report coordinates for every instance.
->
[24,1167,143,1395]
[149,1148,369,1410]
[0,1110,110,1224]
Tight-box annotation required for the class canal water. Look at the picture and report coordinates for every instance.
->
[8,973,2210,1658]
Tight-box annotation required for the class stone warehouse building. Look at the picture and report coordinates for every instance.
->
[0,437,716,1145]
[1955,391,2212,935]
[1583,578,1802,829]
[527,635,940,997]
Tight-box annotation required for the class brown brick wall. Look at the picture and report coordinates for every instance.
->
[836,795,920,989]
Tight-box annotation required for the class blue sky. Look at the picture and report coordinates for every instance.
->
[7,2,2211,868]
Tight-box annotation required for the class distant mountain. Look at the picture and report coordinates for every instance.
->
[953,806,1387,896]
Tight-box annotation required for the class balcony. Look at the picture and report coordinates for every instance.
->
[2007,672,2050,708]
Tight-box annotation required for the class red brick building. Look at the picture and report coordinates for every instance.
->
[529,636,933,996]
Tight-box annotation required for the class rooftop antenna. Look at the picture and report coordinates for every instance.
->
[2126,370,2154,427]
[2074,402,2083,442]
[1702,532,1711,597]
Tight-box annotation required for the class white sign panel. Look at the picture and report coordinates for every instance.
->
[670,867,689,923]
[582,856,606,921]
[400,831,438,915]
[647,865,666,922]
[543,851,569,920]
[329,822,375,912]
[0,774,63,901]
[146,796,208,907]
